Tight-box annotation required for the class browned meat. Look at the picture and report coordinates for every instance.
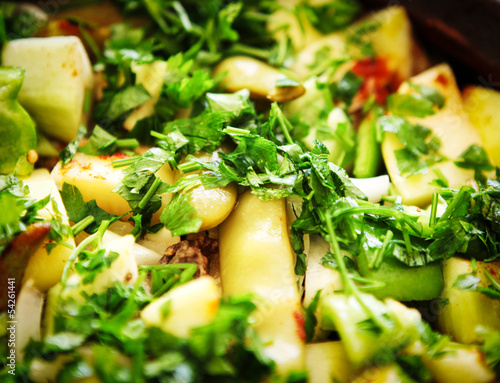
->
[160,236,219,278]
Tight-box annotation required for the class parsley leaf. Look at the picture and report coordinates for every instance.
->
[409,82,445,109]
[94,84,152,122]
[388,93,436,118]
[454,144,495,185]
[60,183,115,234]
[60,125,87,166]
[302,0,361,34]
[160,193,202,236]
[379,116,443,176]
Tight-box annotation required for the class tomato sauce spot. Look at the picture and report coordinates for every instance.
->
[293,311,306,342]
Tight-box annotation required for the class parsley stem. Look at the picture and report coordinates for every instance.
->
[112,156,141,168]
[224,127,251,135]
[439,186,472,222]
[485,270,500,292]
[402,223,414,262]
[149,131,167,140]
[429,192,439,228]
[60,220,110,288]
[330,205,422,235]
[116,138,139,149]
[471,258,478,274]
[71,216,95,237]
[369,230,393,270]
[229,43,270,60]
[178,161,203,173]
[138,177,163,210]
[324,211,352,294]
[274,105,294,145]
[351,276,385,291]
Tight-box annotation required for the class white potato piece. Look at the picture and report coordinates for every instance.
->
[219,190,305,377]
[87,217,179,257]
[2,36,93,142]
[304,235,343,306]
[124,60,168,131]
[350,175,390,203]
[75,225,167,266]
[15,280,44,362]
[463,85,500,166]
[213,56,305,102]
[141,276,220,338]
[382,64,482,206]
[51,152,175,223]
[21,169,75,292]
[64,234,138,295]
[44,234,139,336]
[306,341,354,383]
[29,355,73,383]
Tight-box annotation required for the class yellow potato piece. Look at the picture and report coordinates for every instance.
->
[141,276,220,338]
[352,364,411,383]
[124,60,168,131]
[463,85,500,166]
[439,257,500,343]
[292,6,413,82]
[21,169,75,292]
[382,64,482,206]
[423,343,496,383]
[188,183,237,232]
[176,152,237,232]
[219,190,305,377]
[306,342,353,383]
[51,152,175,223]
[267,4,322,52]
[214,56,305,102]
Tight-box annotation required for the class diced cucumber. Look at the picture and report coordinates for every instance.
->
[357,253,444,301]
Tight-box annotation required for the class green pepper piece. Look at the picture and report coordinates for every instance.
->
[0,66,37,175]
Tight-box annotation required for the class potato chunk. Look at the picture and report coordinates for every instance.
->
[439,257,500,343]
[463,85,500,166]
[141,276,220,338]
[382,64,482,206]
[214,56,305,102]
[21,169,75,292]
[51,153,175,223]
[219,191,305,377]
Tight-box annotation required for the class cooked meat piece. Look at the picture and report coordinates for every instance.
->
[160,236,219,278]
